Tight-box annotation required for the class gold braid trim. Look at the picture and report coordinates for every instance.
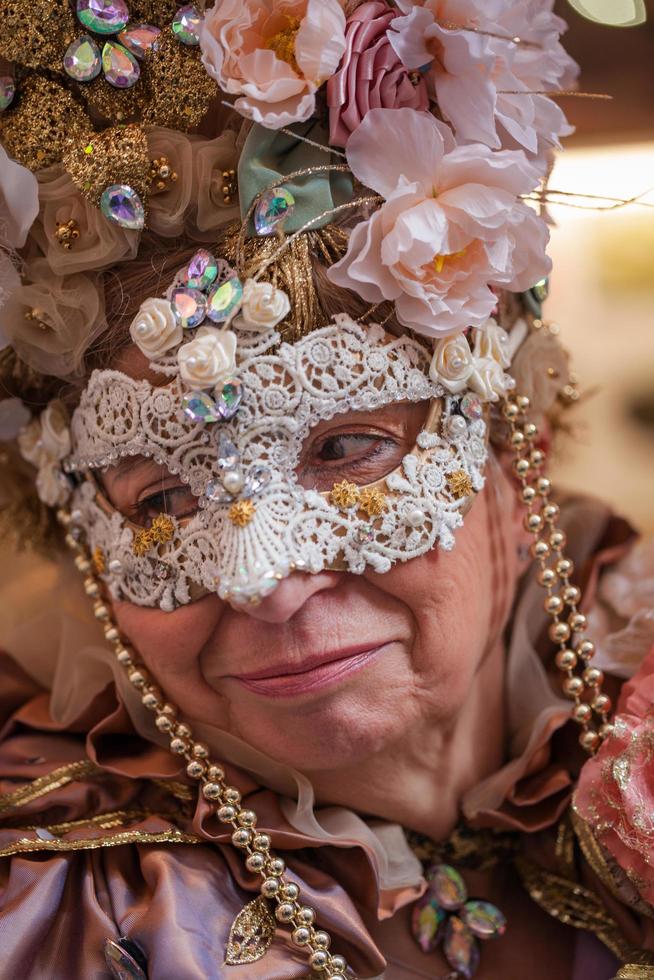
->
[0,827,202,858]
[19,808,186,835]
[514,852,654,965]
[614,968,654,980]
[0,760,102,815]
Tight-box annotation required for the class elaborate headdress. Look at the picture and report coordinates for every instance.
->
[0,2,619,976]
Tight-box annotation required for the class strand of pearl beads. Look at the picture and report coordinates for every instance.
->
[57,508,355,980]
[502,393,613,755]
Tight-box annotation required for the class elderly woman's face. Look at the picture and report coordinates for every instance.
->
[103,350,524,771]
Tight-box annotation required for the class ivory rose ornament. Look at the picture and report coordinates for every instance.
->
[178,327,237,390]
[239,280,290,329]
[200,0,347,129]
[328,107,550,338]
[130,297,183,359]
[429,333,473,393]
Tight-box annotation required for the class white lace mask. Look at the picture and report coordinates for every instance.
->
[64,314,495,611]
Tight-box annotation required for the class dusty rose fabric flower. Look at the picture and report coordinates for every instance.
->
[326,0,429,148]
[388,0,577,168]
[28,164,138,277]
[328,107,550,338]
[200,0,347,129]
[190,130,240,238]
[575,644,654,909]
[2,259,106,379]
[146,128,197,239]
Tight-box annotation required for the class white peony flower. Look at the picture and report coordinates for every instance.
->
[472,318,511,370]
[130,297,183,359]
[429,333,474,393]
[178,327,237,390]
[239,280,290,330]
[40,399,71,461]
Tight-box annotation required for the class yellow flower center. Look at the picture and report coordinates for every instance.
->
[433,247,467,275]
[265,16,301,73]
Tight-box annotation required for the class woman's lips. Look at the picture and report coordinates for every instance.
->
[228,644,389,698]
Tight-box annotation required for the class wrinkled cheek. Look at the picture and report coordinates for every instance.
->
[112,594,223,681]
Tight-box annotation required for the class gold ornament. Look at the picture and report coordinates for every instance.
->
[142,30,217,132]
[222,168,237,205]
[330,480,360,510]
[225,896,276,965]
[91,546,106,575]
[0,0,76,70]
[228,500,256,527]
[0,76,88,171]
[131,529,152,557]
[149,513,175,545]
[447,470,474,499]
[54,219,80,250]
[358,487,387,517]
[62,123,150,209]
[149,155,178,193]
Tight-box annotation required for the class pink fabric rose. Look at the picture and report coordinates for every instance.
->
[326,0,429,148]
[328,107,550,339]
[388,0,577,169]
[575,643,654,909]
[28,164,138,277]
[200,0,346,129]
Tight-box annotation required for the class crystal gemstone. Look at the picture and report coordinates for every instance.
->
[254,186,295,236]
[102,41,141,87]
[411,895,446,954]
[443,916,480,980]
[206,277,243,323]
[186,249,218,291]
[103,937,148,980]
[460,392,483,420]
[172,5,202,45]
[77,0,129,34]
[243,464,271,498]
[461,900,506,940]
[429,864,467,910]
[100,184,145,229]
[171,287,207,329]
[0,76,16,111]
[215,378,243,420]
[117,24,161,58]
[63,35,102,81]
[216,434,240,469]
[182,391,219,423]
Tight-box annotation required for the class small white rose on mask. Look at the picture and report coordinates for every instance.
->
[429,333,474,393]
[472,319,511,370]
[178,327,238,390]
[239,280,290,330]
[130,296,183,359]
[468,357,514,402]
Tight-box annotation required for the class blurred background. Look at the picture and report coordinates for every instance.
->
[548,0,654,532]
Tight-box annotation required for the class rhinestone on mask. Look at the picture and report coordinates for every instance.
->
[0,76,15,111]
[460,393,483,421]
[254,186,295,236]
[214,379,243,420]
[63,36,102,81]
[181,391,219,423]
[171,287,207,329]
[117,23,161,58]
[77,0,130,34]
[100,184,145,229]
[172,4,203,45]
[186,249,219,291]
[102,40,141,88]
[206,277,243,323]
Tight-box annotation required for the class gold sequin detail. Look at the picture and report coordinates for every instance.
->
[150,154,179,192]
[62,123,150,208]
[0,0,76,69]
[54,218,81,250]
[0,761,101,816]
[143,29,217,131]
[447,469,474,499]
[80,73,149,127]
[132,528,153,557]
[358,487,387,517]
[330,480,360,510]
[149,513,175,544]
[92,546,106,574]
[225,896,276,965]
[0,76,87,171]
[0,827,201,859]
[228,500,256,528]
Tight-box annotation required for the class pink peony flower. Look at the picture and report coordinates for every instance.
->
[388,0,578,168]
[575,644,654,909]
[326,0,429,148]
[200,0,347,130]
[328,107,550,338]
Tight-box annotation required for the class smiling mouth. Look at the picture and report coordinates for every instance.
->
[228,644,389,698]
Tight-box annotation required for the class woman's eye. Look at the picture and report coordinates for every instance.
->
[314,433,387,463]
[297,429,403,491]
[132,485,198,526]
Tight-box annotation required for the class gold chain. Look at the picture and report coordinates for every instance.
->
[56,510,353,980]
[502,391,613,754]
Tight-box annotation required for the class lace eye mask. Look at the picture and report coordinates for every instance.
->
[64,315,493,610]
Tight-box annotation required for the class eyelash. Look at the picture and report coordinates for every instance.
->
[302,432,397,476]
[130,485,196,524]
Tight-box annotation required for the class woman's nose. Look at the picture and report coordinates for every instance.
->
[226,571,341,623]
